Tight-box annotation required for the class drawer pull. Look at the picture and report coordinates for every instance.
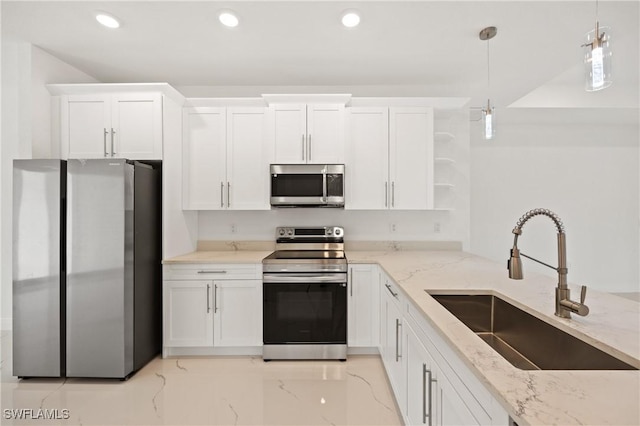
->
[197,270,228,274]
[385,282,399,298]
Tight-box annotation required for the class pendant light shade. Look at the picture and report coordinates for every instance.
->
[583,22,612,91]
[482,99,495,140]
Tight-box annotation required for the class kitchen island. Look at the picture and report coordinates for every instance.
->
[164,249,640,425]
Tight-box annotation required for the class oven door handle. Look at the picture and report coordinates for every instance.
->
[263,273,347,284]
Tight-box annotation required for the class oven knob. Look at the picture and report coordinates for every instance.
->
[278,229,286,236]
[287,229,293,236]
[334,228,342,236]
[327,229,333,235]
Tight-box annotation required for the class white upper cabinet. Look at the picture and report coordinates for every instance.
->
[182,106,270,210]
[183,107,227,210]
[345,107,389,210]
[270,103,345,164]
[226,108,271,210]
[346,106,434,210]
[62,92,163,159]
[389,107,434,210]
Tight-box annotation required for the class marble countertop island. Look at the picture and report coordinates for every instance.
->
[164,248,640,425]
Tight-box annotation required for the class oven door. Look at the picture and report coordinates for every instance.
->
[263,273,347,345]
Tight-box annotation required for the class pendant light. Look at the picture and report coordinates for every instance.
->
[479,26,497,140]
[583,0,612,91]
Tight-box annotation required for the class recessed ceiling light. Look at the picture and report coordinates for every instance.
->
[219,11,239,28]
[341,11,361,28]
[95,12,120,29]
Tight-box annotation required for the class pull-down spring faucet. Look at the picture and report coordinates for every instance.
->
[508,208,589,318]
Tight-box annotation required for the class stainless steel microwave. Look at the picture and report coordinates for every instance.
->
[270,164,345,207]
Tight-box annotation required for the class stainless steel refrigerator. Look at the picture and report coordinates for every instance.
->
[13,159,162,379]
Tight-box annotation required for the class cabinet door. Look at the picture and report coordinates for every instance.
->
[226,108,271,210]
[163,280,213,347]
[213,280,262,347]
[406,322,438,426]
[306,104,345,163]
[64,94,111,158]
[389,107,434,210]
[437,373,482,426]
[345,107,389,209]
[271,104,307,164]
[381,275,405,407]
[348,264,380,347]
[182,107,227,210]
[112,93,163,159]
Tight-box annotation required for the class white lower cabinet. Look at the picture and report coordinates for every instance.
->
[213,280,262,347]
[405,320,485,426]
[376,266,508,426]
[347,264,380,347]
[162,263,262,354]
[163,280,214,347]
[380,272,406,409]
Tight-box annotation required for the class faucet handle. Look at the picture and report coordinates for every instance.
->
[580,285,587,304]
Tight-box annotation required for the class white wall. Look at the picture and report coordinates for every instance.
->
[469,108,639,293]
[0,42,99,330]
[30,45,99,157]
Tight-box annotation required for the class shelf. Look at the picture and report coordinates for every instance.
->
[435,157,456,165]
[434,183,455,189]
[434,131,455,141]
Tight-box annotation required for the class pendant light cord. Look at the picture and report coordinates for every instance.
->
[487,38,491,95]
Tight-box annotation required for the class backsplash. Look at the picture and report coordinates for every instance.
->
[197,209,469,249]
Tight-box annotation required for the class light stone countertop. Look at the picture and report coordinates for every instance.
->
[164,248,640,425]
[163,250,272,264]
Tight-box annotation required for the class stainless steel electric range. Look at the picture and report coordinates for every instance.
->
[262,226,347,360]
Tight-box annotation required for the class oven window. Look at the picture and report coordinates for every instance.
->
[263,283,347,344]
[271,174,323,197]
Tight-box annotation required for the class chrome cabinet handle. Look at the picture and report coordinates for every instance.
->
[302,134,305,161]
[385,182,388,207]
[423,364,434,425]
[103,128,109,157]
[227,182,231,208]
[395,319,402,361]
[220,182,224,208]
[385,283,398,298]
[349,268,353,297]
[308,134,311,161]
[198,270,228,274]
[391,181,395,207]
[214,284,219,313]
[110,128,115,156]
[206,284,211,313]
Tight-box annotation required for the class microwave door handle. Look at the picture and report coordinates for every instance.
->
[322,172,327,202]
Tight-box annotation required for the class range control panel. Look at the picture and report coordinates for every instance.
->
[276,226,344,239]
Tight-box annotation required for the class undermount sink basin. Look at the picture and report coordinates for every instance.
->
[429,293,638,371]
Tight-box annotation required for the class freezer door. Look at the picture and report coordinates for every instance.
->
[66,159,134,378]
[12,160,64,377]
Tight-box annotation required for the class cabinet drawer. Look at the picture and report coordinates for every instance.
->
[380,271,404,308]
[164,263,261,280]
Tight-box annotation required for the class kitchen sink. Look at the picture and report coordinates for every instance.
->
[428,293,638,371]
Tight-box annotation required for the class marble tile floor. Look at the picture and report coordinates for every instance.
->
[0,332,402,426]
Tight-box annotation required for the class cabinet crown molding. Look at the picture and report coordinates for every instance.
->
[262,93,351,105]
[46,83,185,105]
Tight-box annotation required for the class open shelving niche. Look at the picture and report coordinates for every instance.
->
[433,112,459,211]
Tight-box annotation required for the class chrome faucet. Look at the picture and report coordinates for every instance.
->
[507,208,589,318]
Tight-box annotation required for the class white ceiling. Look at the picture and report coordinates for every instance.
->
[2,0,639,109]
